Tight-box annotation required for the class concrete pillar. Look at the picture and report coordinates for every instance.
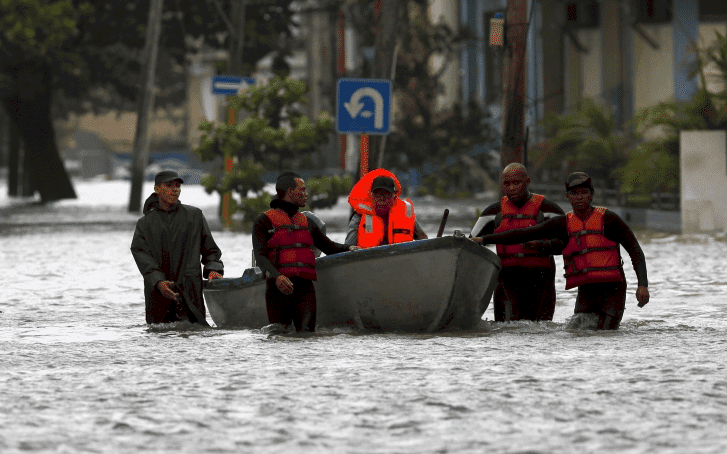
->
[680,130,727,233]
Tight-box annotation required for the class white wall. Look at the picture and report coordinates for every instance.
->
[680,130,727,233]
[632,24,674,112]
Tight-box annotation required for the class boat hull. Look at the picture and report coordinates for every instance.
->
[204,236,501,332]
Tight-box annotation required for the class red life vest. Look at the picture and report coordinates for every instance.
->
[561,207,623,290]
[348,168,416,249]
[494,194,552,268]
[264,209,317,280]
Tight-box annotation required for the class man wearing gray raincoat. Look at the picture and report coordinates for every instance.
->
[131,170,224,325]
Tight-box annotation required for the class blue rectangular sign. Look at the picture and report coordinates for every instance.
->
[336,78,392,135]
[212,75,255,95]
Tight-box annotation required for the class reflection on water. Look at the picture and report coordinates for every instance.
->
[1,230,726,453]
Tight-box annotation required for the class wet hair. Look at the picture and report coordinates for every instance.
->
[276,171,302,198]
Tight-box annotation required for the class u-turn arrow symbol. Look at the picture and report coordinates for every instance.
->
[343,87,384,129]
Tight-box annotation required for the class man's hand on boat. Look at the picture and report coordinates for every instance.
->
[156,281,179,300]
[348,246,360,251]
[276,275,295,295]
[471,236,485,245]
[636,286,650,307]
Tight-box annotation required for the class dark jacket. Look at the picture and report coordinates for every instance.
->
[130,193,224,324]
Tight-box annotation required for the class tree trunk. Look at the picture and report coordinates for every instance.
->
[7,117,19,197]
[2,61,76,202]
[128,0,164,213]
[0,107,7,168]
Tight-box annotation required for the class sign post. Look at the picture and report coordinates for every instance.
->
[336,78,392,177]
[211,75,255,226]
[360,134,369,176]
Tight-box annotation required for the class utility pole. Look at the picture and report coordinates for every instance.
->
[221,0,246,226]
[128,0,164,213]
[500,0,528,170]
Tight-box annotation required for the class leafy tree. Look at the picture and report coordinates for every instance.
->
[0,0,93,201]
[194,76,350,230]
[340,0,496,195]
[1,0,298,202]
[533,98,636,190]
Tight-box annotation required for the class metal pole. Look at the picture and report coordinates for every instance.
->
[338,0,347,170]
[128,0,164,212]
[360,133,369,176]
[371,0,401,173]
[222,0,246,227]
[376,42,399,169]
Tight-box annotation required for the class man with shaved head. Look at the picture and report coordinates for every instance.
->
[473,172,649,330]
[471,163,565,322]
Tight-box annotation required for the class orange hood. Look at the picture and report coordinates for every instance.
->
[348,169,403,215]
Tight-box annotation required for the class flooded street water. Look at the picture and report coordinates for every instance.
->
[1,203,727,453]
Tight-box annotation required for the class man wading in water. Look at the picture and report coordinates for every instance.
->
[131,170,224,325]
[471,163,565,322]
[251,172,359,333]
[474,172,650,330]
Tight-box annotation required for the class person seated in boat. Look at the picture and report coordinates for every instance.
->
[131,170,224,326]
[473,172,650,330]
[471,163,565,322]
[252,172,359,333]
[345,169,428,249]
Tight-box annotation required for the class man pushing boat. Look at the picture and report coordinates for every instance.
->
[473,172,650,330]
[471,163,565,322]
[252,172,359,333]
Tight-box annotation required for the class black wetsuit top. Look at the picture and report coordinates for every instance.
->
[478,210,648,287]
[251,199,349,279]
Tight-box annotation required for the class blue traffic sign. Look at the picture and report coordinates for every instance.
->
[212,75,256,95]
[336,78,392,135]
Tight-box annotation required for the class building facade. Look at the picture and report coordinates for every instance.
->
[455,0,727,140]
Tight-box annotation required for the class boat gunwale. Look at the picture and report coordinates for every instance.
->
[205,236,501,291]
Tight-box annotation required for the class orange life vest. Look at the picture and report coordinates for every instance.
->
[348,168,416,249]
[494,194,552,268]
[561,207,623,290]
[356,198,415,248]
[264,209,317,280]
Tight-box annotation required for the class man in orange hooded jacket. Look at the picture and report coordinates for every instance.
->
[345,169,428,248]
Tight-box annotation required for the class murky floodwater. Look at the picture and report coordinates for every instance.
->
[1,227,726,454]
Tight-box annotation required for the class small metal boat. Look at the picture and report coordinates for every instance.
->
[204,234,501,332]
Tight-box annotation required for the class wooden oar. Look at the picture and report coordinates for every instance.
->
[436,209,449,237]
